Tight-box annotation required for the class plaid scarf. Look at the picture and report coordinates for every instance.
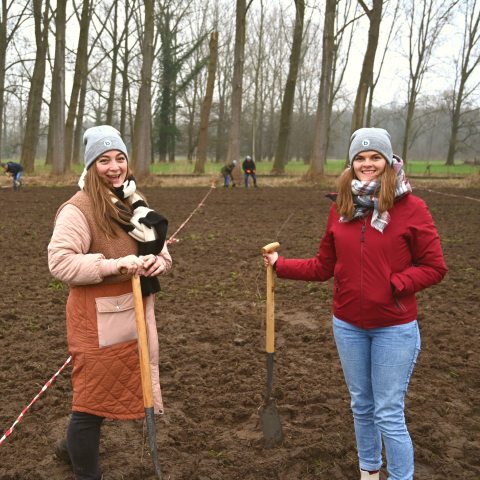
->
[340,155,412,233]
[79,172,168,296]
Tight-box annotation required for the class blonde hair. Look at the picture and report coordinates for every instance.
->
[335,162,397,221]
[83,164,134,239]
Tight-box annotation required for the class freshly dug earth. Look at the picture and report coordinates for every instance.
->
[0,185,479,480]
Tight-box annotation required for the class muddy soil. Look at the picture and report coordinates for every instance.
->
[0,185,479,480]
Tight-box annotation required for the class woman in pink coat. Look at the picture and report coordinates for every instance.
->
[264,128,447,480]
[48,126,171,480]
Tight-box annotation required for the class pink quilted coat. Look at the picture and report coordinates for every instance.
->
[48,194,171,419]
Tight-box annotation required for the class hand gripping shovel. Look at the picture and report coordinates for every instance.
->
[131,275,166,479]
[258,242,285,449]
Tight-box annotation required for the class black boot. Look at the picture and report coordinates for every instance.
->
[52,436,71,462]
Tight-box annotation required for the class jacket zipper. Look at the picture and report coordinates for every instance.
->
[360,222,365,327]
[335,277,339,293]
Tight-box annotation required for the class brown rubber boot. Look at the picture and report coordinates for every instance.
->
[52,436,71,462]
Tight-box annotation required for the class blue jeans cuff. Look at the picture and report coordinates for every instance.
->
[359,460,383,472]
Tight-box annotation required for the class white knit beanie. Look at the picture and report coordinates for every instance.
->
[83,125,129,170]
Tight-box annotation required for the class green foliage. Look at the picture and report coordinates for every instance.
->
[48,278,65,290]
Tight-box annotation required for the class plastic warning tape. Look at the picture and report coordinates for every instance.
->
[1,184,217,446]
[166,183,216,244]
[0,356,72,446]
[414,187,480,203]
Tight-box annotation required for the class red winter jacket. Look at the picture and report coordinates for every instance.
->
[276,192,447,329]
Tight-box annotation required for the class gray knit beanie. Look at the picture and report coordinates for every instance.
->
[349,127,393,166]
[83,125,128,170]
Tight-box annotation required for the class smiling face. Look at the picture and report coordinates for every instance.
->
[95,150,128,188]
[352,151,387,182]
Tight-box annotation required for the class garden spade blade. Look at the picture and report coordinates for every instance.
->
[131,275,166,480]
[258,243,284,449]
[258,352,284,449]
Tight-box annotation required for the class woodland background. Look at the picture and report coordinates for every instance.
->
[2,0,480,178]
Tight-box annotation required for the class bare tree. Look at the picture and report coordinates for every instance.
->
[65,0,91,169]
[349,0,383,145]
[131,0,154,175]
[194,31,218,173]
[0,0,29,161]
[225,0,247,166]
[402,0,458,163]
[365,0,400,127]
[446,0,480,165]
[307,0,336,178]
[20,0,50,172]
[51,0,67,174]
[271,0,305,174]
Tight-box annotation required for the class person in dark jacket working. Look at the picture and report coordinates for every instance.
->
[264,128,447,480]
[220,160,237,187]
[2,162,23,191]
[242,156,257,187]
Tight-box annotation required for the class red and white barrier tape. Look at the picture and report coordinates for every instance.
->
[414,187,480,203]
[166,182,216,244]
[0,356,72,445]
[1,183,217,446]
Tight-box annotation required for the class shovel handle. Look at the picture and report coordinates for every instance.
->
[131,275,154,409]
[262,242,280,255]
[262,243,280,354]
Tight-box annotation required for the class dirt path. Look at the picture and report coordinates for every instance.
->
[0,186,479,479]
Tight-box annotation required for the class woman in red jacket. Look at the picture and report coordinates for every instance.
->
[264,128,447,480]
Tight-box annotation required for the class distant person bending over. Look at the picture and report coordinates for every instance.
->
[263,128,447,480]
[221,160,237,187]
[242,156,257,187]
[48,125,172,480]
[2,162,23,191]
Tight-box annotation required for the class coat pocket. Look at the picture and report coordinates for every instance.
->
[95,292,137,348]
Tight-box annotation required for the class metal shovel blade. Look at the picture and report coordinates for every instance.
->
[258,352,284,449]
[145,407,164,479]
[258,399,284,449]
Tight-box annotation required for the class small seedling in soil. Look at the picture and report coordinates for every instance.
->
[48,278,65,290]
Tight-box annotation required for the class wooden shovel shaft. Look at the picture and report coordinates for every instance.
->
[262,242,280,354]
[266,265,275,354]
[131,275,154,409]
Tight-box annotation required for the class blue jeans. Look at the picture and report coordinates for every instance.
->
[223,174,230,186]
[244,172,256,187]
[13,171,22,190]
[333,316,420,480]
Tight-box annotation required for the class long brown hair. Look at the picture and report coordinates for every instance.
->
[335,161,397,221]
[83,164,134,239]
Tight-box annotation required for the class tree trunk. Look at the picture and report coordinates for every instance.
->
[446,87,463,166]
[65,0,90,170]
[307,0,336,179]
[251,0,264,162]
[194,31,218,174]
[51,0,67,174]
[271,0,305,174]
[401,83,417,164]
[131,0,154,175]
[349,0,383,142]
[187,75,198,163]
[226,0,246,165]
[120,0,129,139]
[106,0,118,125]
[0,0,8,161]
[72,72,87,165]
[20,0,50,172]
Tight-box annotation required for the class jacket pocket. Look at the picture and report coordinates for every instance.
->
[393,295,408,314]
[95,292,137,348]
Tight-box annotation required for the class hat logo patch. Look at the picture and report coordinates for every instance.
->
[362,139,370,146]
[104,140,112,147]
